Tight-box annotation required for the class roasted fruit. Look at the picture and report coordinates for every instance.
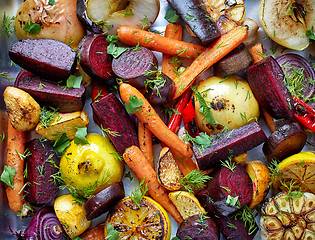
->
[176,214,219,240]
[273,152,315,194]
[86,0,160,35]
[9,38,76,81]
[25,139,59,206]
[105,196,171,239]
[60,134,124,196]
[259,0,314,50]
[260,192,315,239]
[248,56,294,120]
[4,86,41,131]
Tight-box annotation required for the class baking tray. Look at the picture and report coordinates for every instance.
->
[0,0,314,239]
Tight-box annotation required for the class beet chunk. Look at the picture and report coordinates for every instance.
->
[176,214,219,240]
[15,70,85,113]
[25,139,59,206]
[197,164,253,216]
[9,38,76,81]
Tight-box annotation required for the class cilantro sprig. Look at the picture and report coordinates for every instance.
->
[0,166,16,188]
[106,35,128,58]
[23,20,41,35]
[125,95,143,114]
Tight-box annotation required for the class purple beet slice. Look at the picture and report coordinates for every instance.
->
[112,47,158,89]
[9,38,76,81]
[25,139,59,206]
[176,214,219,240]
[91,93,139,155]
[149,73,175,106]
[14,70,85,113]
[247,56,294,120]
[84,181,125,220]
[196,164,253,216]
[193,122,267,171]
[77,34,114,80]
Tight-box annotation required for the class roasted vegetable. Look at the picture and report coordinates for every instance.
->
[293,97,315,132]
[4,86,41,131]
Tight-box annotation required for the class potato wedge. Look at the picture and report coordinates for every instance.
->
[4,86,40,131]
[35,109,89,140]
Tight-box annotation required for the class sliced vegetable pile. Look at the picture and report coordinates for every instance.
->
[0,0,314,239]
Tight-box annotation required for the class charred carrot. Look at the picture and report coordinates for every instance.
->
[171,149,197,176]
[6,120,30,216]
[172,26,248,99]
[119,82,193,160]
[138,121,154,168]
[123,145,184,224]
[162,23,183,80]
[117,26,205,59]
[250,43,265,64]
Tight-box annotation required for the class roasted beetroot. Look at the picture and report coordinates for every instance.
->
[149,73,175,106]
[196,164,253,216]
[25,139,59,206]
[176,214,219,240]
[9,39,76,81]
[15,70,85,113]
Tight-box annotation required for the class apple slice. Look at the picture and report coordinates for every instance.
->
[86,0,160,35]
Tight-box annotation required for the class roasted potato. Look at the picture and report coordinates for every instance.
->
[4,86,41,131]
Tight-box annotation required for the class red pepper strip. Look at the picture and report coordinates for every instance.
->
[182,96,200,137]
[168,88,192,133]
[293,96,315,132]
[91,80,110,125]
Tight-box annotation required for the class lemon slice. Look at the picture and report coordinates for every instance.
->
[273,152,315,194]
[105,196,171,240]
[259,0,314,51]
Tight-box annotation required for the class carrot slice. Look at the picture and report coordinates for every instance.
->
[250,43,265,64]
[138,120,154,169]
[117,26,205,59]
[123,145,184,224]
[172,26,248,99]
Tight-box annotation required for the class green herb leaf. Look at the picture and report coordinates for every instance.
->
[74,127,89,145]
[105,222,120,240]
[125,95,143,114]
[53,133,71,153]
[2,13,15,37]
[179,169,212,194]
[0,71,14,82]
[125,171,134,182]
[48,0,56,5]
[306,26,315,40]
[66,75,82,89]
[39,106,59,128]
[165,8,180,23]
[171,237,181,240]
[233,206,257,235]
[106,35,120,44]
[107,43,128,58]
[23,20,41,35]
[194,132,212,148]
[0,166,16,188]
[226,195,239,207]
[141,16,150,29]
[130,178,148,208]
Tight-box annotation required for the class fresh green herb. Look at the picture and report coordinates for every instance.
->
[144,71,166,99]
[220,155,237,172]
[227,222,237,229]
[244,90,252,102]
[0,132,5,144]
[101,125,121,137]
[226,195,239,207]
[194,132,212,148]
[162,107,181,119]
[107,43,128,58]
[125,95,143,114]
[40,106,59,128]
[48,0,56,5]
[256,50,266,59]
[281,179,303,200]
[176,47,188,56]
[171,237,181,240]
[103,23,113,31]
[53,133,71,153]
[306,26,315,40]
[38,81,47,90]
[123,8,134,16]
[105,222,120,240]
[23,20,41,35]
[196,213,209,233]
[0,166,16,188]
[141,16,150,29]
[233,206,257,235]
[125,171,134,182]
[2,13,15,37]
[219,76,230,83]
[74,127,89,145]
[16,148,32,160]
[66,75,82,89]
[268,158,282,186]
[217,41,229,49]
[106,35,120,44]
[0,72,14,82]
[144,36,153,44]
[165,8,180,23]
[185,13,195,21]
[36,165,44,177]
[130,178,148,208]
[179,169,212,194]
[220,186,231,194]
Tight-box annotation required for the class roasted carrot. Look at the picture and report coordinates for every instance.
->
[138,121,154,169]
[250,42,265,64]
[6,120,30,216]
[171,149,197,176]
[172,26,248,99]
[119,82,193,160]
[162,23,183,80]
[117,26,205,59]
[80,223,105,240]
[123,145,184,224]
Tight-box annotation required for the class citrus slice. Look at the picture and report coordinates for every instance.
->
[105,196,171,240]
[168,191,206,220]
[273,152,315,194]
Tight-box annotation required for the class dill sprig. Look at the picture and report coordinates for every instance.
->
[130,178,148,208]
[2,13,15,37]
[39,106,59,128]
[268,157,282,186]
[179,169,212,194]
[0,71,15,82]
[233,206,258,235]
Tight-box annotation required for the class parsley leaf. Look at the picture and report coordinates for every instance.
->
[48,0,56,5]
[2,13,15,37]
[306,26,315,40]
[195,132,212,148]
[74,127,89,145]
[226,195,239,207]
[67,75,82,89]
[125,95,143,114]
[106,35,120,44]
[23,21,41,35]
[165,8,180,23]
[0,166,16,188]
[107,43,128,58]
[105,222,120,240]
[53,133,71,153]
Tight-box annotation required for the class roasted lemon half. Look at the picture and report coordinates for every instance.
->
[105,196,171,240]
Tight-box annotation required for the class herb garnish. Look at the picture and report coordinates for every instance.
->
[66,75,82,89]
[0,72,15,82]
[165,8,180,23]
[233,206,258,235]
[53,133,71,154]
[179,169,212,194]
[125,95,143,114]
[2,13,15,37]
[306,26,315,40]
[105,222,120,240]
[74,127,89,145]
[39,106,59,128]
[0,166,16,188]
[130,178,148,208]
[23,20,41,35]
